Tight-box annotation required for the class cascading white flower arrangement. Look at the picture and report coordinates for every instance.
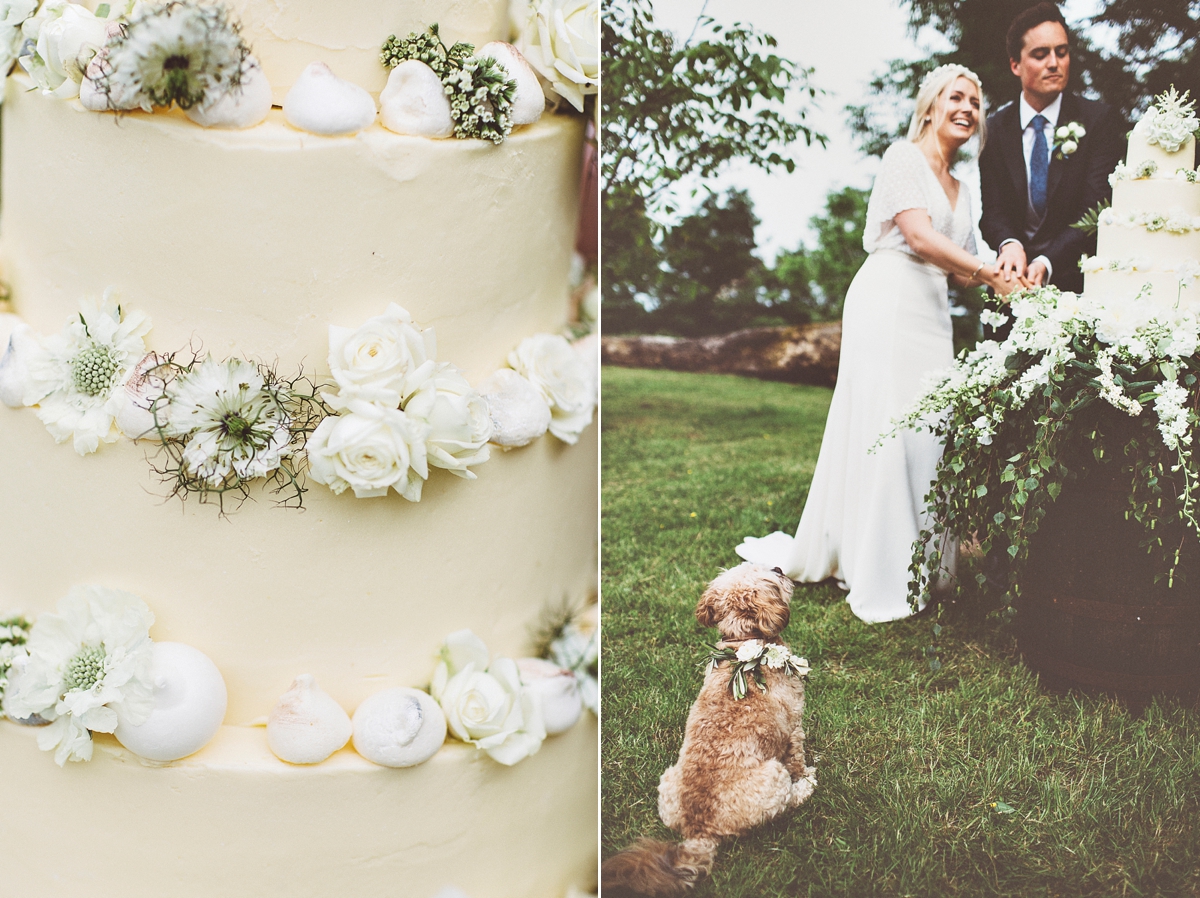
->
[430,629,546,766]
[4,586,156,765]
[889,285,1200,609]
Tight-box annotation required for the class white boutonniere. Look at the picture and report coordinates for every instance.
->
[1053,121,1086,160]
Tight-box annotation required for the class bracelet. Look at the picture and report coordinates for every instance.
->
[968,262,984,282]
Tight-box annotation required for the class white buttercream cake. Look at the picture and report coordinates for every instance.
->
[1081,90,1200,308]
[0,1,598,896]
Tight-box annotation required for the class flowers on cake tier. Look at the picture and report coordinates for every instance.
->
[4,586,157,765]
[17,0,114,99]
[0,0,37,85]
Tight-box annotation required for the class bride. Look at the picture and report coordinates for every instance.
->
[736,64,1022,623]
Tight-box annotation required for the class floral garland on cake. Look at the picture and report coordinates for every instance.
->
[4,0,599,137]
[0,294,596,509]
[0,585,596,769]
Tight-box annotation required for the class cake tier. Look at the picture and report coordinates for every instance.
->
[0,716,598,898]
[0,404,597,723]
[73,0,513,104]
[1126,125,1196,174]
[1096,180,1200,260]
[0,75,584,382]
[1081,267,1200,308]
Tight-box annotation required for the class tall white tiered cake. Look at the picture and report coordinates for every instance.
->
[1080,89,1200,308]
[0,1,598,896]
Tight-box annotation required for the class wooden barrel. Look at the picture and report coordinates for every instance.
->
[1017,469,1200,706]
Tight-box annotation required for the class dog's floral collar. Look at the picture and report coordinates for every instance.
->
[707,639,810,700]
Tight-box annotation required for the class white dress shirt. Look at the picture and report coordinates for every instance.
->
[1000,92,1061,280]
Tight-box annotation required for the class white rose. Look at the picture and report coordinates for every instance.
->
[403,364,492,477]
[432,646,545,765]
[735,640,764,663]
[0,0,37,80]
[518,0,598,112]
[20,1,108,99]
[306,401,430,501]
[326,303,437,408]
[508,333,596,444]
[1060,139,1078,155]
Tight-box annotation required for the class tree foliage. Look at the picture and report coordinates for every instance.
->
[601,0,826,333]
[850,0,1200,156]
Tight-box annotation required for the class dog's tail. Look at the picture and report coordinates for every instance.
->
[600,836,719,896]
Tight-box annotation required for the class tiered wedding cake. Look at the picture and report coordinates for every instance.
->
[0,1,598,896]
[1081,89,1200,308]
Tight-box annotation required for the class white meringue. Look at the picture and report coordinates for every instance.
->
[266,674,353,765]
[477,368,551,448]
[477,41,544,126]
[379,60,454,138]
[114,642,227,762]
[352,687,446,767]
[0,321,36,409]
[186,62,273,129]
[516,657,582,735]
[283,62,376,136]
[114,352,168,440]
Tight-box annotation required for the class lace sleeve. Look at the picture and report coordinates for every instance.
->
[863,142,932,253]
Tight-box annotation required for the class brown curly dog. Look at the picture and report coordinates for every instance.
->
[601,562,817,896]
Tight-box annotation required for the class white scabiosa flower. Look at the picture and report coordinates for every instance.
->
[507,333,596,444]
[518,0,598,111]
[326,303,437,409]
[162,357,292,487]
[306,400,430,501]
[95,0,251,112]
[403,363,492,478]
[21,293,151,455]
[5,586,155,766]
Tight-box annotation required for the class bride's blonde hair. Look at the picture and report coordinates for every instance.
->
[907,63,987,152]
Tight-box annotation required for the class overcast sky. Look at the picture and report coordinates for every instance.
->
[648,0,1101,263]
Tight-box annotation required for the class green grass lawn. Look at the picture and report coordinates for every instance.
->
[601,366,1200,898]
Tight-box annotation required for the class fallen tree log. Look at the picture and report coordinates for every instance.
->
[601,322,841,388]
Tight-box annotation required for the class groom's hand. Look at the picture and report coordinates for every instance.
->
[1025,260,1048,287]
[994,242,1027,283]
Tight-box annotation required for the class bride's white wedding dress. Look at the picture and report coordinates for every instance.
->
[736,140,975,623]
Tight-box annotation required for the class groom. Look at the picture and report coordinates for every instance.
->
[979,2,1126,320]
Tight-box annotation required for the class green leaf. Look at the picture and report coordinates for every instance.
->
[975,484,988,497]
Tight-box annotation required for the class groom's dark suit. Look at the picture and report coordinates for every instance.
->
[979,92,1126,294]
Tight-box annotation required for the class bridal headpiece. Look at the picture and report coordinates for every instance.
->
[919,63,982,93]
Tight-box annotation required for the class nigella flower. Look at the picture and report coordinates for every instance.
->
[162,357,292,488]
[5,586,155,765]
[21,291,152,454]
[95,1,250,111]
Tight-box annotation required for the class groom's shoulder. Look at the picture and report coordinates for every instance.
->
[1065,93,1118,128]
[987,99,1016,124]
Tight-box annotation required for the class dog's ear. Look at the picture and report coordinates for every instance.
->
[755,580,791,636]
[695,585,722,628]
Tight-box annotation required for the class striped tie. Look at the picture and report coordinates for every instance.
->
[1030,113,1049,219]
